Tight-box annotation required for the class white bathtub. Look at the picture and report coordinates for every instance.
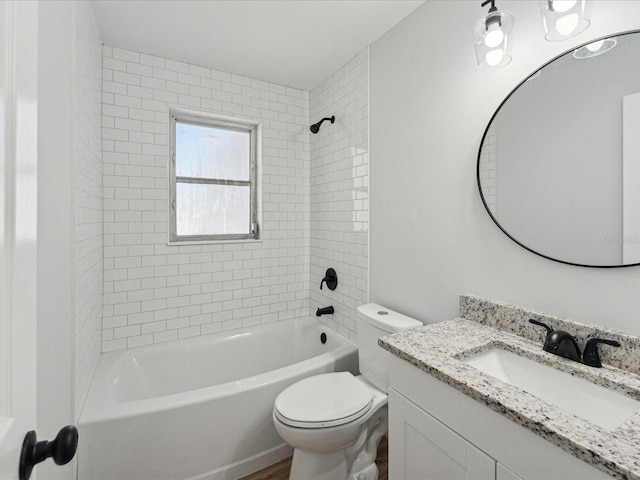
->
[78,318,358,480]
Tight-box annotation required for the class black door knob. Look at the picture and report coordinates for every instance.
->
[19,425,78,480]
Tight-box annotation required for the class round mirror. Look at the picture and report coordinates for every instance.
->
[478,30,640,267]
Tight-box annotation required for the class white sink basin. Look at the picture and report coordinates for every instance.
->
[464,348,640,431]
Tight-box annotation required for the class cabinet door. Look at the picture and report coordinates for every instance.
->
[389,389,495,480]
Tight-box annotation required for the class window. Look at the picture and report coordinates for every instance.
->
[169,112,259,242]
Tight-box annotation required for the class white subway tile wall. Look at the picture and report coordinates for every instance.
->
[309,49,369,341]
[76,1,103,411]
[101,46,310,352]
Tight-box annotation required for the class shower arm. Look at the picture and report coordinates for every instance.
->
[316,116,334,127]
[310,115,335,133]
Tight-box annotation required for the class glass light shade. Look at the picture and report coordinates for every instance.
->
[539,0,591,41]
[550,0,577,13]
[473,9,515,69]
[573,37,617,59]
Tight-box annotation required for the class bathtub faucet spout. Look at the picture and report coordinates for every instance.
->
[316,306,334,317]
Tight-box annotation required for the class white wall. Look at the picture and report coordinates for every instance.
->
[37,3,102,477]
[37,10,75,463]
[309,48,369,341]
[370,1,640,335]
[36,1,102,477]
[75,0,103,419]
[101,46,310,351]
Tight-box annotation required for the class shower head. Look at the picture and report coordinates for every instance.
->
[310,116,335,134]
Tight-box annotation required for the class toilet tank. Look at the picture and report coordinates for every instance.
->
[357,303,422,392]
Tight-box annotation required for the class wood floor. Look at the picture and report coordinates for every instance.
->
[240,435,388,480]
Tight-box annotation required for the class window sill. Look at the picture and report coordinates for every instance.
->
[166,238,262,246]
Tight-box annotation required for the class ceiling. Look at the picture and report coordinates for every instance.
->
[91,0,425,91]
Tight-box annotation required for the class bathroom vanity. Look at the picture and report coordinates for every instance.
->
[380,296,640,479]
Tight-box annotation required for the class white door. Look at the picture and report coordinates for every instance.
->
[0,1,40,478]
[622,92,640,264]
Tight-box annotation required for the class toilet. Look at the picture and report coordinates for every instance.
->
[272,303,422,480]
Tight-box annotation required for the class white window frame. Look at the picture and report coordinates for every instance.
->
[168,110,261,244]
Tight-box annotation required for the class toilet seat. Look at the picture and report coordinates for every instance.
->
[274,372,373,429]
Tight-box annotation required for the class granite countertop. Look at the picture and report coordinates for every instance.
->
[379,317,640,480]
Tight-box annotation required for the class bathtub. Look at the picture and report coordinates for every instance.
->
[78,317,358,480]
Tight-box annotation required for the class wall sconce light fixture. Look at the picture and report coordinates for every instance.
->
[539,0,591,42]
[472,0,515,69]
[474,0,591,68]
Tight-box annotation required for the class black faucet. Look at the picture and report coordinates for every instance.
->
[316,306,334,317]
[529,319,581,362]
[529,319,621,367]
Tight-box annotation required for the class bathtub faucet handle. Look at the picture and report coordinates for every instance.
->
[320,268,338,290]
[316,306,334,316]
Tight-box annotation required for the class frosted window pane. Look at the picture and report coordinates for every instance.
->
[176,122,250,181]
[176,183,250,236]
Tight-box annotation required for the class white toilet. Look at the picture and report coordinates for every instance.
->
[272,303,422,480]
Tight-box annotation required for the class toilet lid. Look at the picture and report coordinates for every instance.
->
[274,372,373,428]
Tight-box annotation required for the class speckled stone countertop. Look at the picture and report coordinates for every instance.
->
[379,296,640,480]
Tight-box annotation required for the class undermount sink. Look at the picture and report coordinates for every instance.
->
[463,347,640,431]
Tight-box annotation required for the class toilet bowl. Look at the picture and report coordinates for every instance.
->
[272,304,422,480]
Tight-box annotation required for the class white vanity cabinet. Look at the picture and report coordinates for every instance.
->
[388,355,610,480]
[389,389,497,479]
